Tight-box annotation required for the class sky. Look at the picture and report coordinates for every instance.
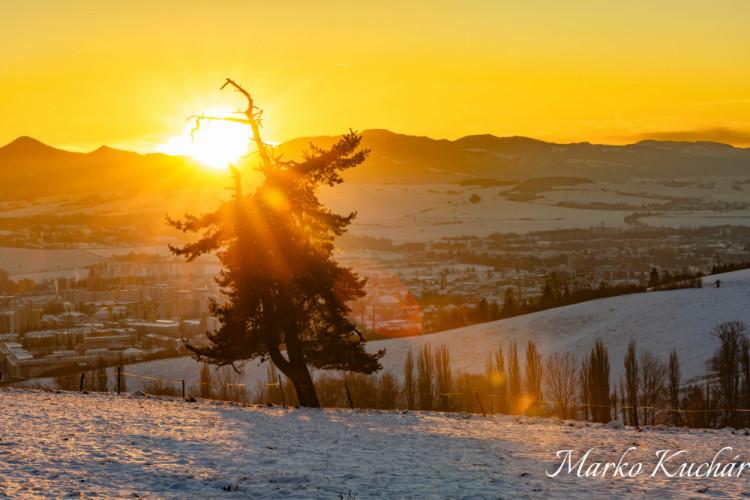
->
[2,0,750,153]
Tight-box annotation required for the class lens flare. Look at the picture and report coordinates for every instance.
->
[156,107,252,169]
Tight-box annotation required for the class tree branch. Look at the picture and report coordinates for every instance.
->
[188,115,251,141]
[186,78,275,176]
[220,78,273,175]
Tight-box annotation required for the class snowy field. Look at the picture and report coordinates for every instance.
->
[317,181,750,243]
[2,387,750,499]
[7,178,750,245]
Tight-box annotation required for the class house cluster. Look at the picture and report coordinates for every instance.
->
[0,277,220,380]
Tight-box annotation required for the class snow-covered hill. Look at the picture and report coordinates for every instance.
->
[371,268,750,384]
[2,387,750,499]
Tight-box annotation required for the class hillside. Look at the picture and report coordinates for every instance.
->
[51,268,750,393]
[0,137,228,200]
[2,387,749,498]
[370,268,750,384]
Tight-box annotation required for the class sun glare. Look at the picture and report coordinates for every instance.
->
[156,107,252,169]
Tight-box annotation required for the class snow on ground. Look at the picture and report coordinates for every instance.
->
[317,181,750,243]
[0,247,103,278]
[2,387,750,499]
[320,184,631,243]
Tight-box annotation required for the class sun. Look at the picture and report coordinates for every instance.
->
[156,107,252,169]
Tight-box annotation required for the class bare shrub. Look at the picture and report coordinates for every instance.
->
[345,372,377,409]
[214,366,248,403]
[199,362,213,399]
[376,372,400,410]
[143,378,180,397]
[55,374,80,391]
[639,350,667,425]
[314,372,348,408]
[454,373,489,414]
[543,352,577,419]
[709,321,749,427]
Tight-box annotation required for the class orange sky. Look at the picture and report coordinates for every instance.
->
[2,1,750,152]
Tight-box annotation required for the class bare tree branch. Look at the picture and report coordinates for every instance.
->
[186,78,274,175]
[221,78,273,174]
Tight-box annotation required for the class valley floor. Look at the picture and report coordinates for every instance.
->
[1,388,750,499]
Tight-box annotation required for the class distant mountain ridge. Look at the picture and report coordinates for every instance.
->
[0,136,227,200]
[1,131,749,200]
[276,129,750,183]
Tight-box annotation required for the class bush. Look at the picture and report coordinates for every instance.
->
[143,378,180,397]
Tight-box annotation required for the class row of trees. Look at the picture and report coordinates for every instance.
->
[427,265,706,334]
[428,277,645,332]
[647,267,704,290]
[256,320,749,429]
[47,321,749,430]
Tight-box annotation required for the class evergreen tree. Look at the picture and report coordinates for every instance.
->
[168,79,383,407]
[539,283,556,309]
[501,287,515,318]
[648,267,660,289]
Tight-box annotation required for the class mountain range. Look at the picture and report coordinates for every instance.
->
[1,131,750,200]
[277,130,750,183]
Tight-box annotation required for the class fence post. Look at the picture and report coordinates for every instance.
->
[474,392,487,417]
[117,366,121,395]
[278,375,286,407]
[80,372,85,392]
[182,380,186,399]
[344,380,354,410]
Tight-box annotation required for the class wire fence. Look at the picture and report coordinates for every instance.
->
[49,369,750,417]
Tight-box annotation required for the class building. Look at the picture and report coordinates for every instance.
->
[15,306,43,332]
[0,311,16,334]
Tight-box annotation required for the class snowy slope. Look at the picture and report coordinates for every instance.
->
[2,387,750,499]
[371,268,750,384]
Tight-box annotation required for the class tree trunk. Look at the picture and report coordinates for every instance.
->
[288,362,320,408]
[267,341,320,408]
